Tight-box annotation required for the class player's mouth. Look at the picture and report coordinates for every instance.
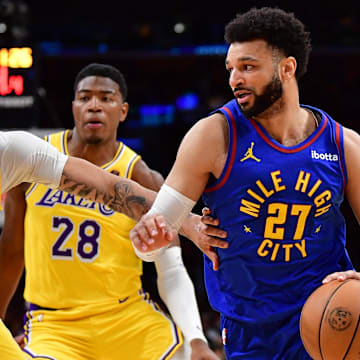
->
[234,90,252,104]
[85,120,104,129]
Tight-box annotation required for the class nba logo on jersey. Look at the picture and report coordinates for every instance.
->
[222,327,227,345]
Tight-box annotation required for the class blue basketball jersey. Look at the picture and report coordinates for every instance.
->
[202,99,352,324]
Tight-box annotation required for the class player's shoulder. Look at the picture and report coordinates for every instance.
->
[342,126,360,167]
[343,126,360,147]
[189,112,227,140]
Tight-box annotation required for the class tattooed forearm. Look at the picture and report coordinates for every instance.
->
[59,172,152,220]
[108,182,151,220]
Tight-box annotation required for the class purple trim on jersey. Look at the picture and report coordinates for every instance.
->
[61,131,66,154]
[160,321,181,360]
[138,288,181,359]
[23,347,57,359]
[102,142,124,170]
[28,303,57,311]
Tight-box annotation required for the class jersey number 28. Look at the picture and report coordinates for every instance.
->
[51,216,100,262]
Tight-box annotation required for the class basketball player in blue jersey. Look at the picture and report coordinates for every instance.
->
[130,7,360,360]
[0,64,222,360]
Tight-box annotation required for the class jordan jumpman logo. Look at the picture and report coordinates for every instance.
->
[240,142,261,162]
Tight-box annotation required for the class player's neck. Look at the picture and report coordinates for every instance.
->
[253,97,318,147]
[66,130,119,167]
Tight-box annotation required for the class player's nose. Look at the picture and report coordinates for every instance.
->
[88,96,102,112]
[229,69,245,89]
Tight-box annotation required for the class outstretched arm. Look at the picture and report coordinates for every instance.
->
[0,131,157,222]
[60,156,157,221]
[130,113,228,257]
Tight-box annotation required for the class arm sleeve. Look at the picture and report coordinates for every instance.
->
[155,246,208,344]
[0,131,68,193]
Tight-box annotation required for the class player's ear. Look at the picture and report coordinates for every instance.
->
[119,102,129,123]
[280,56,297,82]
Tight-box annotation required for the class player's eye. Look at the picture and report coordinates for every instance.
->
[243,64,254,71]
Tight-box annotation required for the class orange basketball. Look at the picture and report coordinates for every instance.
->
[300,279,360,360]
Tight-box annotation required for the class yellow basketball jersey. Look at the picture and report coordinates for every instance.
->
[24,130,142,308]
[0,320,27,359]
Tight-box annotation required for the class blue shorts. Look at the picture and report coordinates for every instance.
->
[220,313,311,360]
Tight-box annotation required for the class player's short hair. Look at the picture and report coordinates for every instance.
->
[224,7,312,80]
[74,63,128,100]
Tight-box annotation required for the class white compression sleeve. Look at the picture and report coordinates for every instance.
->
[0,131,68,193]
[132,242,168,262]
[155,246,208,344]
[148,183,196,232]
[133,184,196,262]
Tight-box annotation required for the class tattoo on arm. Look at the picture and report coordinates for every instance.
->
[59,173,151,220]
[110,182,151,219]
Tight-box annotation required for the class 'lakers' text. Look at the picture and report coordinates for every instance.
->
[35,188,115,216]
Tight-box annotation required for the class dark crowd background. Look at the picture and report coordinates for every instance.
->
[1,0,360,356]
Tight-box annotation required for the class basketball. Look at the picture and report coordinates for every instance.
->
[300,279,360,360]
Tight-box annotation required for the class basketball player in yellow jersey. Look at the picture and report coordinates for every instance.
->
[0,64,220,360]
[0,128,173,360]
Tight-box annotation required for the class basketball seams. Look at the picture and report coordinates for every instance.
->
[317,280,351,360]
[342,314,360,360]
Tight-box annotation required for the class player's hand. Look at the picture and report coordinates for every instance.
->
[130,213,177,252]
[200,207,228,238]
[181,210,228,271]
[323,270,360,284]
[14,333,25,350]
[190,339,221,360]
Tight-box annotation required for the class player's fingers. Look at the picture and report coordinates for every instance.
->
[200,224,227,238]
[153,215,168,234]
[205,236,229,249]
[201,207,212,216]
[139,215,164,240]
[164,228,177,242]
[201,216,219,226]
[337,270,360,281]
[322,270,360,283]
[205,248,220,271]
[130,231,148,251]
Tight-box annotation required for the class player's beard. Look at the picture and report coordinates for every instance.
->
[239,72,283,118]
[85,136,103,145]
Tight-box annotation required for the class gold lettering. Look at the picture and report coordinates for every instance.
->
[247,189,265,203]
[314,204,332,217]
[256,180,274,198]
[307,179,322,197]
[270,243,280,261]
[240,199,260,218]
[314,190,331,207]
[283,244,293,262]
[294,239,307,258]
[295,170,310,193]
[257,239,272,257]
[271,170,286,192]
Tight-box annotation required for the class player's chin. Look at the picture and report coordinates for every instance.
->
[237,99,250,111]
[84,135,104,145]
